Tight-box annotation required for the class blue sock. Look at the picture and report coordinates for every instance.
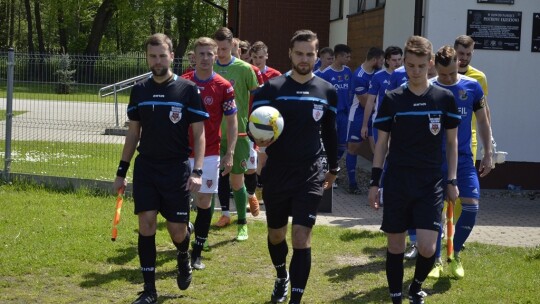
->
[454,203,479,253]
[434,225,442,259]
[346,153,357,188]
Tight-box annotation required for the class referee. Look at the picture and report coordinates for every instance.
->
[113,33,208,304]
[250,30,339,304]
[368,36,460,304]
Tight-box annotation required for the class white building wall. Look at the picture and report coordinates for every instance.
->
[329,0,350,47]
[385,0,540,162]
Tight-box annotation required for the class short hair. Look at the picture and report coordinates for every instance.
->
[319,47,334,57]
[251,41,268,54]
[383,46,403,67]
[145,33,173,53]
[454,35,475,49]
[366,47,384,61]
[334,44,352,56]
[186,50,195,56]
[193,37,217,51]
[403,36,432,59]
[214,27,234,42]
[435,45,458,67]
[290,29,319,49]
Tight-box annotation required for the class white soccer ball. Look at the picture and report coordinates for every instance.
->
[248,106,284,141]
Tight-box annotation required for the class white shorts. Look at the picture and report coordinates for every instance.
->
[189,155,220,194]
[247,141,258,170]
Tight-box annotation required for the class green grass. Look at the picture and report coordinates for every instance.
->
[0,182,539,303]
[0,83,130,103]
[2,141,125,180]
[0,110,27,121]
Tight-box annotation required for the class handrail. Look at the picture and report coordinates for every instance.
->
[98,72,151,127]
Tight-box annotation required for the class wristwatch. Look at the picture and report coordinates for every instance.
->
[447,179,458,186]
[329,167,341,175]
[192,169,203,177]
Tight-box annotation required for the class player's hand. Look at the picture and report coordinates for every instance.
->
[323,172,337,190]
[368,186,380,210]
[479,153,493,177]
[113,176,127,194]
[253,137,275,148]
[446,184,459,203]
[221,152,234,176]
[187,175,202,192]
[361,126,368,140]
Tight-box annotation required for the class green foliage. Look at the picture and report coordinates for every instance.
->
[55,53,76,94]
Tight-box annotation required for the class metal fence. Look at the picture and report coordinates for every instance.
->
[1,50,189,186]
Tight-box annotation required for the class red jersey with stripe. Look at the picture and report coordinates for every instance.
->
[182,71,237,156]
[261,66,282,82]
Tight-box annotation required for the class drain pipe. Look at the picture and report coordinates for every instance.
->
[414,0,424,36]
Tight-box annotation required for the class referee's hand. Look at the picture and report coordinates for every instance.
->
[368,186,380,210]
[187,175,202,192]
[323,172,337,190]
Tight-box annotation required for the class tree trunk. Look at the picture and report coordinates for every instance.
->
[24,0,34,53]
[34,0,46,53]
[148,15,156,35]
[173,0,195,74]
[57,7,68,53]
[84,0,117,55]
[9,0,15,47]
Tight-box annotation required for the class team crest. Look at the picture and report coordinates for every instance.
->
[459,90,468,100]
[241,159,247,169]
[169,106,182,124]
[204,96,214,106]
[229,79,236,87]
[313,104,324,122]
[250,156,255,164]
[206,180,213,188]
[429,115,441,135]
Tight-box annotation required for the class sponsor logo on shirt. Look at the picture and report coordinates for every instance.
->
[153,94,165,98]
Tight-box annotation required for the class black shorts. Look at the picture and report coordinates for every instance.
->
[132,155,191,223]
[381,166,443,233]
[261,158,325,229]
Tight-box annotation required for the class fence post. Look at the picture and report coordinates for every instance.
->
[3,48,15,181]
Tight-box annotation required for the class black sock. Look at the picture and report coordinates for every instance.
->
[386,251,404,304]
[244,173,257,195]
[138,233,156,291]
[218,173,230,212]
[173,226,191,259]
[268,238,288,278]
[192,207,211,259]
[410,253,436,295]
[289,248,311,304]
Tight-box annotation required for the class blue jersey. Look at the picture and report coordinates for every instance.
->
[367,69,392,118]
[350,65,377,120]
[387,66,408,91]
[313,58,321,72]
[319,66,353,113]
[432,75,485,157]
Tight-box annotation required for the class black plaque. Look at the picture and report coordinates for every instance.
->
[467,10,522,51]
[477,0,514,4]
[533,13,540,52]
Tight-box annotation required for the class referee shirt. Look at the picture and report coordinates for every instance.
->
[127,74,209,161]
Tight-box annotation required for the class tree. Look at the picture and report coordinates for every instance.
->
[24,0,35,52]
[84,0,117,55]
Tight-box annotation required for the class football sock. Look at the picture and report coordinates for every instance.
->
[346,153,357,188]
[173,226,191,259]
[268,238,288,279]
[435,226,442,259]
[244,173,257,196]
[210,194,215,220]
[233,186,248,225]
[386,251,404,304]
[138,233,156,291]
[289,248,311,304]
[454,203,479,253]
[192,207,211,259]
[410,253,436,294]
[218,173,230,212]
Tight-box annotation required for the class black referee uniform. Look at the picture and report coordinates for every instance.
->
[374,83,461,233]
[128,74,208,223]
[251,74,339,229]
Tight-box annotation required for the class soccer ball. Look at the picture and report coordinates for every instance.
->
[248,106,284,141]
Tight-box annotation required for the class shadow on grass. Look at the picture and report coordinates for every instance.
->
[329,285,390,303]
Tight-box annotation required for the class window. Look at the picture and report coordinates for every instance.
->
[331,0,343,21]
[349,0,385,15]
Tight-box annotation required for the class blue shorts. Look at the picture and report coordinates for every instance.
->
[442,155,480,199]
[347,113,372,143]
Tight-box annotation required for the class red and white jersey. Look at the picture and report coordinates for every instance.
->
[261,66,282,82]
[251,65,265,86]
[182,71,237,156]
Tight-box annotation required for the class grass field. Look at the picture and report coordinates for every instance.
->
[0,182,539,303]
[0,83,130,103]
[0,110,27,121]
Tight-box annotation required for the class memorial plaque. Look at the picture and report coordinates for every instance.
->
[467,9,522,51]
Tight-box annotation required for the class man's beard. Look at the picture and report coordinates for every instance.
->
[151,66,168,77]
[292,62,312,75]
